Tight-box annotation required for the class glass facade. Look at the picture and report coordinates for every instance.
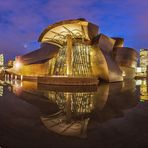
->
[53,46,67,75]
[72,43,92,76]
[49,43,92,77]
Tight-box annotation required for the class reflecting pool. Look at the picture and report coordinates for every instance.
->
[0,79,148,148]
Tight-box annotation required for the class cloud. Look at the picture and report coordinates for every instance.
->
[0,0,148,62]
[0,0,46,61]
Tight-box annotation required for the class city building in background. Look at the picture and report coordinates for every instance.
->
[0,54,4,67]
[7,60,14,68]
[7,18,138,85]
[140,49,148,77]
[140,49,148,68]
[136,49,148,77]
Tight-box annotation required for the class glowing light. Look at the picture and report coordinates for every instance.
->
[136,67,142,73]
[14,61,22,70]
[122,71,126,76]
[21,75,23,81]
[136,80,142,85]
[140,99,145,102]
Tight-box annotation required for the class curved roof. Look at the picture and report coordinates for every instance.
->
[113,47,139,68]
[20,43,59,65]
[114,47,139,56]
[112,37,124,47]
[38,18,99,46]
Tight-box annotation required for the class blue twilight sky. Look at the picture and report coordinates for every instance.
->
[0,0,148,62]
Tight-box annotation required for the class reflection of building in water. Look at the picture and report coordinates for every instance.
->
[90,80,138,124]
[39,80,138,138]
[41,112,89,138]
[40,88,96,138]
[0,80,5,97]
[0,85,3,96]
[44,91,95,116]
[10,79,138,138]
[140,79,148,101]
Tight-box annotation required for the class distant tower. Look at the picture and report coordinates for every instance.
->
[140,49,148,76]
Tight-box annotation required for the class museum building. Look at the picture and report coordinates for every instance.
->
[10,18,138,85]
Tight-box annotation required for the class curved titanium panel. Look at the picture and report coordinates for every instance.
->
[90,45,123,82]
[91,34,123,82]
[92,34,116,53]
[112,37,124,47]
[113,47,138,68]
[20,43,59,65]
[38,18,99,45]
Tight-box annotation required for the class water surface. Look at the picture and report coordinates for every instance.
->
[0,79,148,148]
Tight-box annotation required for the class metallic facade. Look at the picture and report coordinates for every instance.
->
[11,18,138,84]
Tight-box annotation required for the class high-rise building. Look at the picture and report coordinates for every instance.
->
[140,49,148,76]
[0,54,4,67]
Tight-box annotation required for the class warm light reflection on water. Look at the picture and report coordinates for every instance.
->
[140,79,148,101]
[0,78,148,138]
